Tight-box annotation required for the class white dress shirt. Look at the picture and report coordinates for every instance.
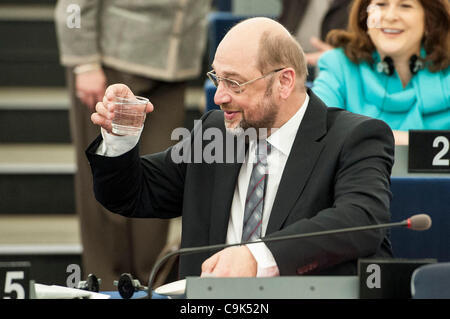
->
[96,93,310,276]
[226,94,309,276]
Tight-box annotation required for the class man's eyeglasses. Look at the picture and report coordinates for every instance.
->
[206,68,285,94]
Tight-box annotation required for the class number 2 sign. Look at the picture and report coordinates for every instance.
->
[408,131,450,173]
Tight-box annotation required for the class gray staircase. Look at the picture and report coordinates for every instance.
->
[0,0,74,285]
[0,2,204,290]
[0,2,80,288]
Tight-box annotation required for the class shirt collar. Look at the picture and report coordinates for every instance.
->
[266,93,309,156]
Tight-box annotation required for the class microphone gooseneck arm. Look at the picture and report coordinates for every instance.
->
[146,217,421,299]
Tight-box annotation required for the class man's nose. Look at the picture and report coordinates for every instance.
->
[213,82,232,106]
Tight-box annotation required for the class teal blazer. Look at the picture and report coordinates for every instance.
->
[312,48,450,130]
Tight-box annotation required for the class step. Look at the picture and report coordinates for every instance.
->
[0,86,204,111]
[0,2,56,11]
[0,87,71,143]
[0,214,80,246]
[0,87,69,109]
[0,4,65,87]
[0,214,82,286]
[0,143,75,173]
[0,143,75,215]
[0,86,205,143]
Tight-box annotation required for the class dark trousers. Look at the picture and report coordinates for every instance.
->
[66,66,186,290]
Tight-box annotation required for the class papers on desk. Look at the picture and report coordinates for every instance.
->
[154,279,186,296]
[153,275,214,297]
[34,283,110,299]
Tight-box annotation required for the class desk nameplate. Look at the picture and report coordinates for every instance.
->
[408,130,450,173]
[186,276,359,299]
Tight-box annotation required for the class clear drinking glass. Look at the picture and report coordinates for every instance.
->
[111,95,149,136]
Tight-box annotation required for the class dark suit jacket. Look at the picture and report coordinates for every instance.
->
[86,91,394,278]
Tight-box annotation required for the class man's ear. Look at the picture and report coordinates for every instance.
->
[278,68,296,99]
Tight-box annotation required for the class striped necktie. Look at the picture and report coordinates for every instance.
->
[242,140,271,242]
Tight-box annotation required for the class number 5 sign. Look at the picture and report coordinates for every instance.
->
[0,262,30,299]
[408,130,450,173]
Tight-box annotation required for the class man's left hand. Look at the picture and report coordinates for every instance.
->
[201,246,257,277]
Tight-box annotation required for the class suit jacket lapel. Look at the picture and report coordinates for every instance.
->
[266,91,328,234]
[209,136,245,245]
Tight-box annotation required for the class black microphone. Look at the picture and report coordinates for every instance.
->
[144,213,431,299]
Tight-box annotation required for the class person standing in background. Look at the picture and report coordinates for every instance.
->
[54,0,211,290]
[278,0,352,69]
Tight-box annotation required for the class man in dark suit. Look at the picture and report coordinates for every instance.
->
[86,17,394,279]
